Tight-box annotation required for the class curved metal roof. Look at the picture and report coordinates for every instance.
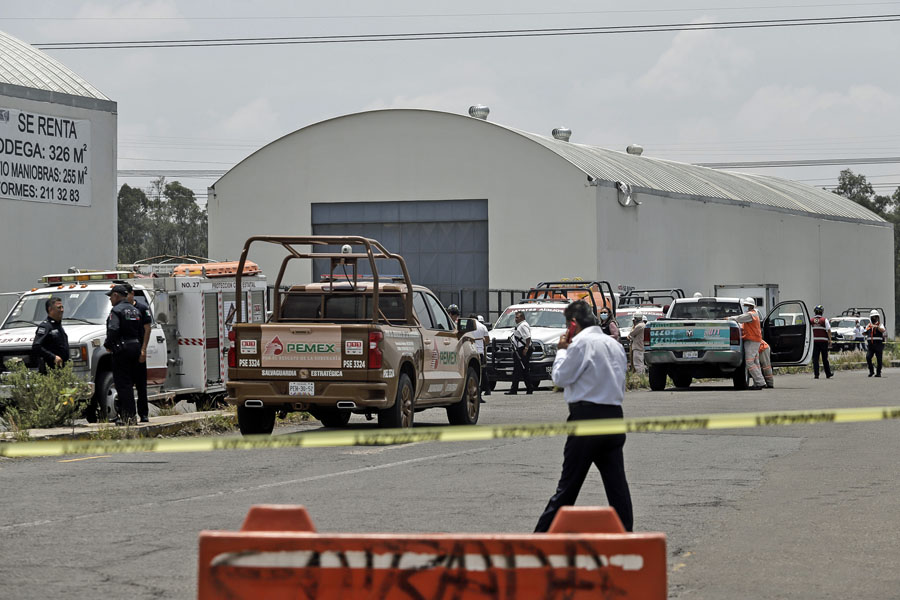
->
[0,30,108,100]
[512,127,885,223]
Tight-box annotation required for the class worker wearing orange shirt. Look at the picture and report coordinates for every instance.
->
[729,297,766,390]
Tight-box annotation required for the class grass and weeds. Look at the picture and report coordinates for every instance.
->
[626,370,649,391]
[1,362,92,430]
[277,411,313,425]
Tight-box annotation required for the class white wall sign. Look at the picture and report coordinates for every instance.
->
[0,107,92,206]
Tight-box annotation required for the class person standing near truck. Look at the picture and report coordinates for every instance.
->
[758,339,775,388]
[865,311,886,377]
[598,306,619,338]
[104,284,144,426]
[506,311,533,395]
[32,296,69,373]
[729,297,766,389]
[627,312,646,374]
[118,281,153,423]
[810,305,834,380]
[468,313,492,397]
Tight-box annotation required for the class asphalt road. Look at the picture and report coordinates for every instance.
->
[1,369,898,599]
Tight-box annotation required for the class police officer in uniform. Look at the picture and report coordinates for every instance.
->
[865,310,886,377]
[117,281,153,423]
[105,284,144,425]
[506,311,534,395]
[32,296,69,373]
[810,304,833,380]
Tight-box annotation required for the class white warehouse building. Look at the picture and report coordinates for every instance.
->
[208,108,894,330]
[0,31,117,316]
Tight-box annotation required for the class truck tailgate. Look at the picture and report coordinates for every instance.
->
[231,323,371,381]
[649,321,736,350]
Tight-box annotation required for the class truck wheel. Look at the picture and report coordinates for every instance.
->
[379,373,414,429]
[87,371,117,423]
[237,405,276,435]
[732,363,749,390]
[672,372,692,389]
[648,365,667,391]
[314,408,352,428]
[447,367,480,426]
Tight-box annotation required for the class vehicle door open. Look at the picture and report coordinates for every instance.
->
[763,300,812,366]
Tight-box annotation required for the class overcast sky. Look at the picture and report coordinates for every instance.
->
[3,0,899,205]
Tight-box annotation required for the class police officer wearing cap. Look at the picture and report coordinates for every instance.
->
[32,296,69,373]
[105,284,144,425]
[116,281,153,423]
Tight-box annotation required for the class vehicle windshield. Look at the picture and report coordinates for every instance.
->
[669,301,743,320]
[495,307,567,329]
[2,290,111,329]
[616,314,660,329]
[832,319,860,328]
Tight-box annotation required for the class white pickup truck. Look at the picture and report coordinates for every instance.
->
[644,296,813,390]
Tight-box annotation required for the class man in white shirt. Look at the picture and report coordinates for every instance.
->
[467,313,492,397]
[506,311,534,395]
[534,300,633,532]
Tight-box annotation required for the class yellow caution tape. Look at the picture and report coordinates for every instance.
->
[2,405,899,458]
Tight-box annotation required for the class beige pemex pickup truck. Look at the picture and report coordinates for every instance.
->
[225,236,481,435]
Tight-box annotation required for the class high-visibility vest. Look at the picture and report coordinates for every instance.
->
[866,323,885,342]
[742,310,762,342]
[811,316,829,342]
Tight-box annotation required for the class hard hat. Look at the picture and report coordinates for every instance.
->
[693,292,703,298]
[477,315,485,323]
[869,310,879,318]
[447,304,460,315]
[743,297,756,307]
[814,305,824,315]
[633,311,643,320]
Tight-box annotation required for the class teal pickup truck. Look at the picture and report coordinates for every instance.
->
[644,297,812,390]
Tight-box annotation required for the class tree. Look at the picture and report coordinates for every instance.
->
[144,176,173,258]
[116,184,150,263]
[164,180,208,257]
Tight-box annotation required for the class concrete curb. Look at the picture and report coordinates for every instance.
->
[0,410,234,442]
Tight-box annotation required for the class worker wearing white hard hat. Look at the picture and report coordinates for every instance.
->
[627,311,646,374]
[728,297,766,389]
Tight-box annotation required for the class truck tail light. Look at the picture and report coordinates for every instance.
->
[368,331,384,369]
[643,326,650,346]
[227,330,236,368]
[730,326,740,346]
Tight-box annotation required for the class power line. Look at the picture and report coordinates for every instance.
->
[10,2,900,21]
[34,13,900,49]
[697,157,900,168]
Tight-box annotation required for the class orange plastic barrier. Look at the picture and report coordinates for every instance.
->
[198,505,667,599]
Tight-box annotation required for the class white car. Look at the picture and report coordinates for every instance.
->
[829,316,868,351]
[484,301,568,389]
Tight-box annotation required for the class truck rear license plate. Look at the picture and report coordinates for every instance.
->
[683,351,699,359]
[289,382,315,396]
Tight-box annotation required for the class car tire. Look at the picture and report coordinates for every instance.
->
[87,371,117,423]
[379,373,414,429]
[672,372,692,389]
[648,365,667,391]
[237,405,276,436]
[313,408,352,428]
[447,366,480,426]
[732,362,749,390]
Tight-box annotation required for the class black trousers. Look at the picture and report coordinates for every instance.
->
[812,342,832,377]
[867,342,884,375]
[479,354,490,394]
[135,359,149,418]
[112,342,142,420]
[510,349,533,393]
[535,402,633,533]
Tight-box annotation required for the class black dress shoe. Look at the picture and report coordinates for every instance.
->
[139,416,149,423]
[826,373,834,379]
[504,391,518,395]
[875,374,882,377]
[526,391,533,395]
[483,391,491,396]
[869,373,874,377]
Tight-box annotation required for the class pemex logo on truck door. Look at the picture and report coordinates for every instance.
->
[261,328,341,367]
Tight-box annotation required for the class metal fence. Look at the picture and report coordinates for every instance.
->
[431,288,531,324]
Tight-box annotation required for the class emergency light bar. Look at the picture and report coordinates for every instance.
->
[41,271,135,284]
